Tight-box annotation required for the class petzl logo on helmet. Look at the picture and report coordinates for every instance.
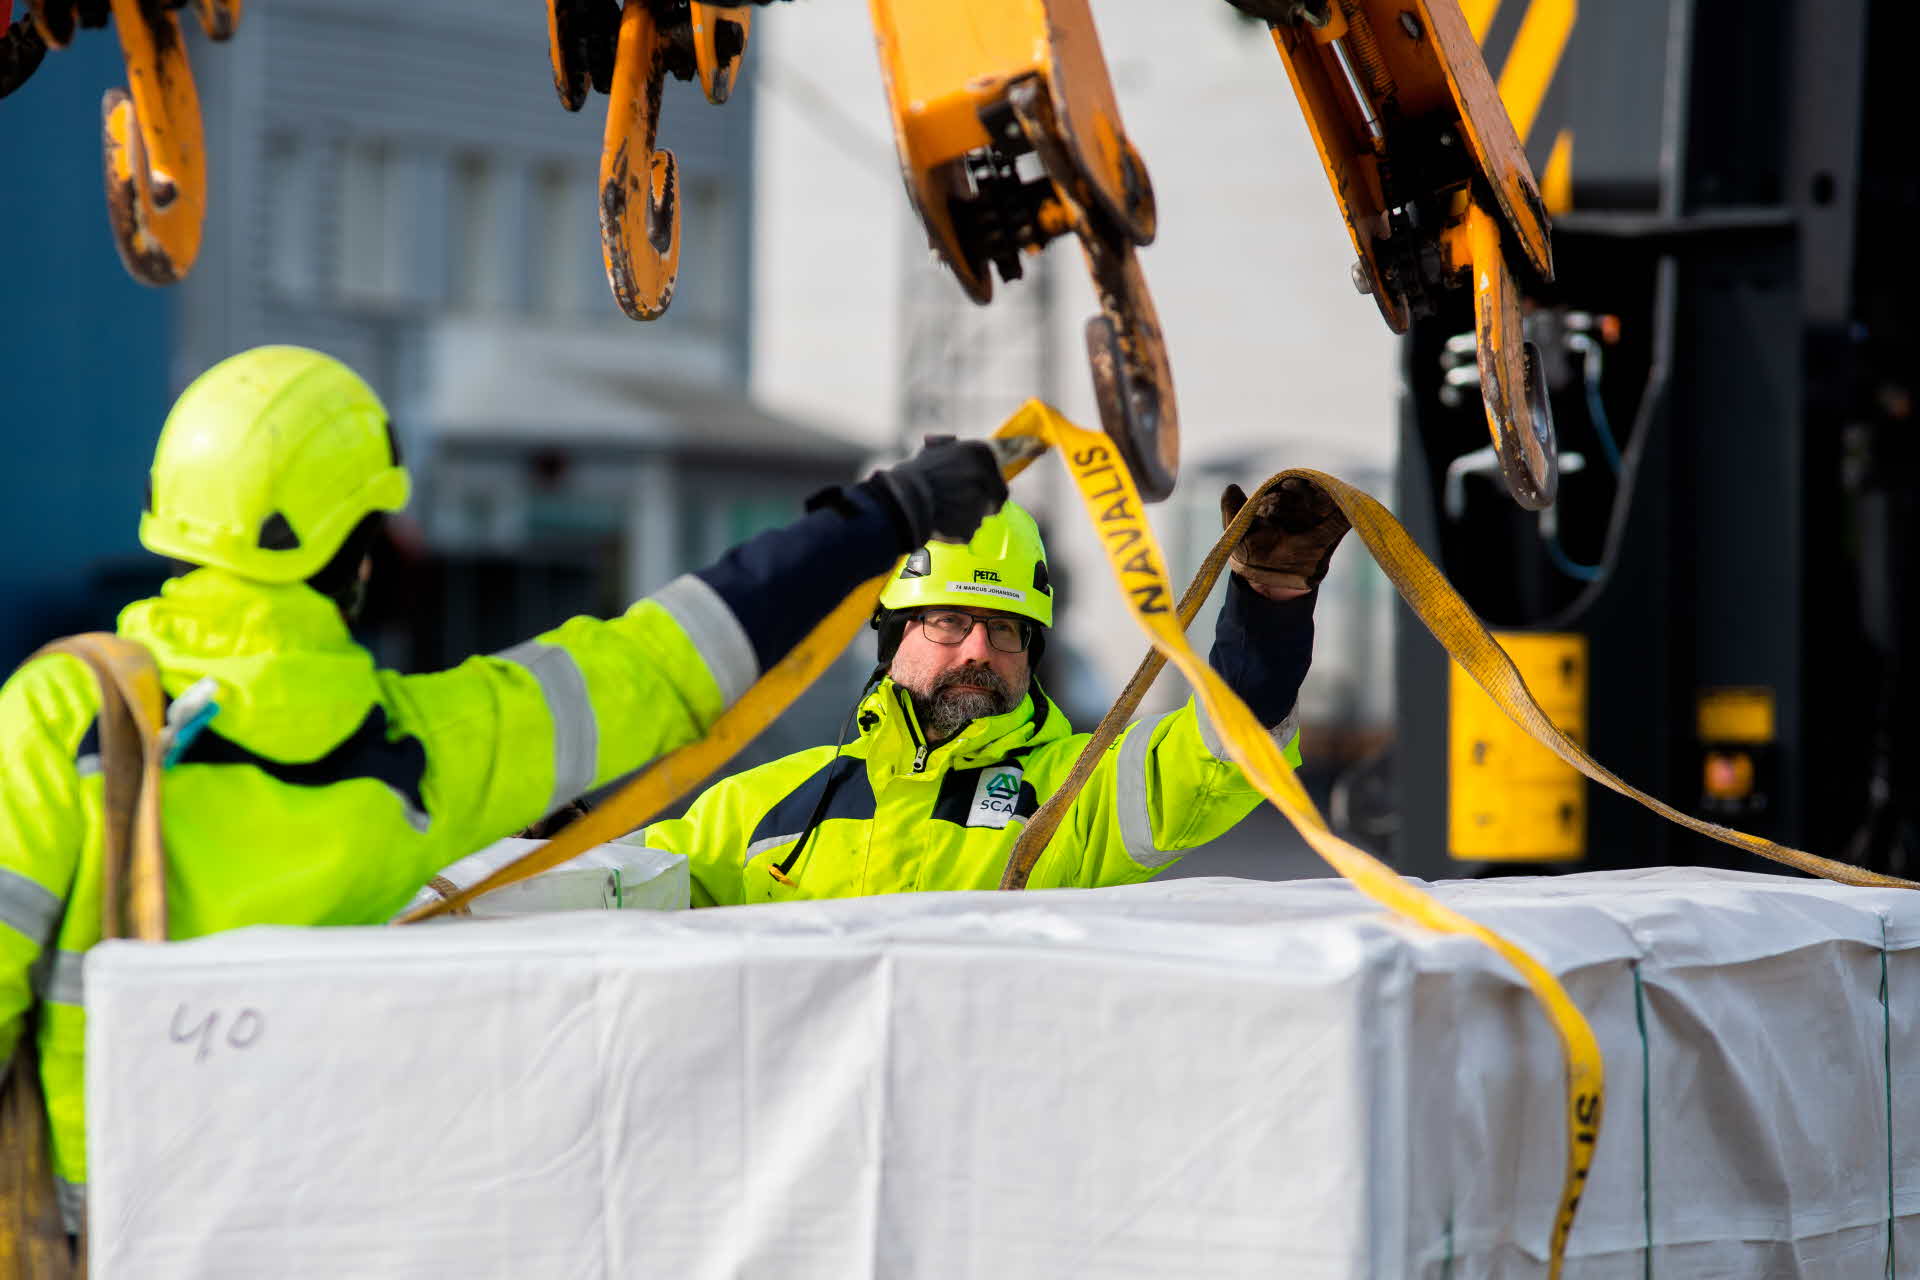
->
[946,580,1024,602]
[973,568,1002,583]
[969,767,1024,828]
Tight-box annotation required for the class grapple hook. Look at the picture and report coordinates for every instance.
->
[1007,77,1179,502]
[1467,198,1557,509]
[188,0,242,43]
[598,0,681,320]
[101,0,207,286]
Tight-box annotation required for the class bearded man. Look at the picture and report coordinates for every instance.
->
[633,481,1349,905]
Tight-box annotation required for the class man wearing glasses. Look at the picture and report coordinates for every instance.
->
[634,478,1349,905]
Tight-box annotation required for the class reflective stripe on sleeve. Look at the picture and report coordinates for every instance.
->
[75,753,101,778]
[742,832,800,868]
[1200,700,1300,762]
[55,1177,85,1235]
[653,573,758,706]
[0,866,61,945]
[33,948,85,1007]
[497,641,600,812]
[1116,711,1183,869]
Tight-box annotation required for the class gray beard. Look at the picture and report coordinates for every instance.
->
[912,666,1024,743]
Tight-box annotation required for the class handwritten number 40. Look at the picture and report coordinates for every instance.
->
[169,1004,265,1063]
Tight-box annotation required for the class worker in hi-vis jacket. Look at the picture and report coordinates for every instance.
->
[0,345,1009,1236]
[633,479,1351,905]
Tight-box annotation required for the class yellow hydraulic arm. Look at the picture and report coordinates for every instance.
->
[1230,0,1559,508]
[870,0,1177,501]
[2,0,240,286]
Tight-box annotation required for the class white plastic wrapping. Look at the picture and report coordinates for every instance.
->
[85,869,1917,1277]
[398,837,689,917]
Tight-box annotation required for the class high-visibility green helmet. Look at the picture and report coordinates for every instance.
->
[139,346,411,583]
[879,501,1053,628]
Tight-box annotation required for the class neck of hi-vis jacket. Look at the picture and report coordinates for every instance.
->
[639,673,1300,908]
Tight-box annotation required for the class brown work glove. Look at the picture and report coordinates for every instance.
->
[1220,476,1351,594]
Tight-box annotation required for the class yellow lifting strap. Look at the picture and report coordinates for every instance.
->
[399,400,1915,1275]
[2,632,168,1277]
[27,633,171,942]
[393,578,895,923]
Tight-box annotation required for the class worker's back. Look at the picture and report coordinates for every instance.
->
[3,556,731,1224]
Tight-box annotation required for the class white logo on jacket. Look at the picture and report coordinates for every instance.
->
[968,767,1024,829]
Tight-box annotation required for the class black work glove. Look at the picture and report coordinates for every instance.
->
[1221,476,1351,593]
[871,436,1008,547]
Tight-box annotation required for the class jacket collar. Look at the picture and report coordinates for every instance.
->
[117,567,382,761]
[856,676,1068,773]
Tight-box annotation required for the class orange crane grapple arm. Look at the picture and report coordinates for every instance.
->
[870,0,1179,502]
[1236,0,1559,508]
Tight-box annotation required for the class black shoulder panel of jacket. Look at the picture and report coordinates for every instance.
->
[748,753,877,846]
[172,706,430,817]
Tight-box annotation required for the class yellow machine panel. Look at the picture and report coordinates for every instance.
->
[1449,630,1586,860]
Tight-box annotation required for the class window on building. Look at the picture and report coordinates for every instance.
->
[533,161,603,319]
[451,152,510,312]
[677,175,737,338]
[338,138,411,305]
[262,133,318,300]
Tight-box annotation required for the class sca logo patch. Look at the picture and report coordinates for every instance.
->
[968,767,1024,829]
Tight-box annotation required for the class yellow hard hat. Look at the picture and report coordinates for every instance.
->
[140,346,411,582]
[879,501,1053,628]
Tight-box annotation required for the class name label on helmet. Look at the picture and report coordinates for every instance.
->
[969,767,1025,828]
[945,581,1025,603]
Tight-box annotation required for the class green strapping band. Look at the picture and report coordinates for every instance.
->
[1882,918,1894,1280]
[1633,963,1652,1279]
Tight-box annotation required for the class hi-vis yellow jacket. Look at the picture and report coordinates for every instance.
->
[640,677,1300,906]
[0,479,910,1229]
[0,567,746,1222]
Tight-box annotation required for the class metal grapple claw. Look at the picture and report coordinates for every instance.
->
[189,0,242,43]
[1,14,50,99]
[1461,199,1556,509]
[541,0,591,110]
[1264,0,1557,509]
[598,0,681,320]
[1007,77,1176,501]
[871,0,1179,500]
[101,0,207,285]
[551,0,746,320]
[29,1,78,49]
[691,4,750,105]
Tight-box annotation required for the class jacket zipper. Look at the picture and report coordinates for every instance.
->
[897,688,929,774]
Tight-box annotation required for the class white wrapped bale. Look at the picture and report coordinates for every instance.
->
[84,869,1917,1277]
